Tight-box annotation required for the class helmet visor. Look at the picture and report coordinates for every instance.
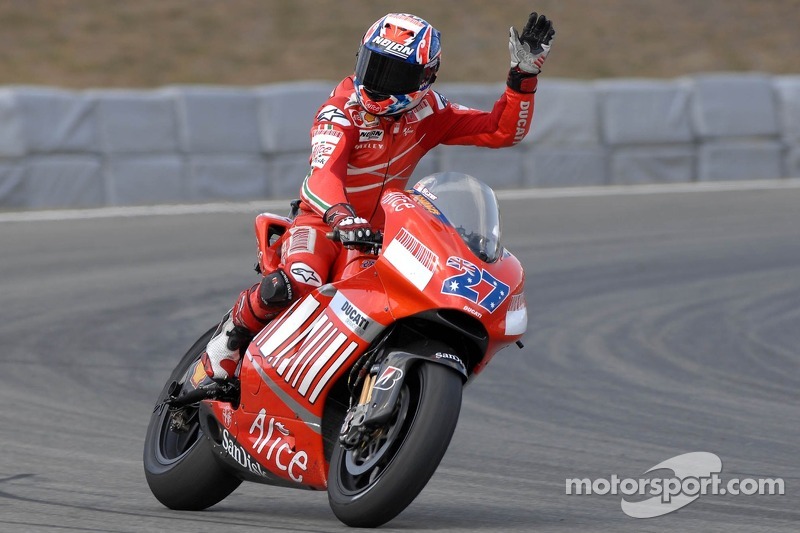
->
[356,46,435,96]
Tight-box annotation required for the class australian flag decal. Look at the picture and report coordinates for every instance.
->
[441,256,510,313]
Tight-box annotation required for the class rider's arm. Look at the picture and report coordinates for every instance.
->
[433,86,536,148]
[299,103,358,217]
[434,12,553,149]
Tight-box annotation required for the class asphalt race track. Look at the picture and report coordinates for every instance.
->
[1,186,798,532]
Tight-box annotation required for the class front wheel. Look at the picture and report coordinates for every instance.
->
[143,327,242,510]
[327,360,463,527]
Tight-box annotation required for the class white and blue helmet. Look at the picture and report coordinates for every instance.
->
[354,13,441,116]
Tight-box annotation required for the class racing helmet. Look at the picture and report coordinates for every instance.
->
[354,13,441,116]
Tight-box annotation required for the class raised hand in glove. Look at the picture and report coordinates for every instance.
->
[509,12,555,76]
[324,203,374,249]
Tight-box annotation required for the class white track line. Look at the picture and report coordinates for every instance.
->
[2,179,800,223]
[0,200,291,223]
[495,178,800,200]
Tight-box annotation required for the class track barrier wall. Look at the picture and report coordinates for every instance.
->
[1,73,799,209]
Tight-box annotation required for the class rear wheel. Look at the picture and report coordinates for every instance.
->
[328,358,463,527]
[143,328,241,510]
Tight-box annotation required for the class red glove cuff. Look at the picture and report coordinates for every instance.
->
[323,203,357,228]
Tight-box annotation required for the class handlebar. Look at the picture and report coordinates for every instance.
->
[326,229,384,254]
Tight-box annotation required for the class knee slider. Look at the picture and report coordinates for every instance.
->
[259,269,294,307]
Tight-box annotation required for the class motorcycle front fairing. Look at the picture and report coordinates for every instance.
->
[376,172,527,373]
[358,173,528,428]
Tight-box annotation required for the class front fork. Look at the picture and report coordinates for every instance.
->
[338,346,468,450]
[339,370,378,449]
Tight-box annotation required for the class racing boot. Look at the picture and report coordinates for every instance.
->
[201,270,294,381]
[201,313,253,382]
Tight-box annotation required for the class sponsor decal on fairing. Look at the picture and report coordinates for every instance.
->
[412,182,438,200]
[435,352,466,372]
[373,366,403,391]
[409,192,442,217]
[253,297,322,361]
[462,305,483,319]
[383,228,438,291]
[442,256,510,313]
[381,191,416,212]
[222,430,270,478]
[331,291,382,341]
[222,406,233,428]
[249,408,308,482]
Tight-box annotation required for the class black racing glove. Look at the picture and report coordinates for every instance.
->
[508,12,555,93]
[324,203,374,249]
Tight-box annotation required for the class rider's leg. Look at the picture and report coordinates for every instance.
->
[202,216,339,381]
[201,270,291,381]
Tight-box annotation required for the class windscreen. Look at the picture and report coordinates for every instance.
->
[411,172,503,263]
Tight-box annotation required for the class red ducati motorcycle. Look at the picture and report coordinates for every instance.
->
[143,172,528,527]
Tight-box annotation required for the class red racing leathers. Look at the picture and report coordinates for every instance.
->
[233,75,537,332]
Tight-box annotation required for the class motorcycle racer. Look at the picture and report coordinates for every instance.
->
[202,11,555,381]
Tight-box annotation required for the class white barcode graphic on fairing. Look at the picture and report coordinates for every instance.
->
[396,228,437,270]
[383,228,438,290]
[508,293,526,311]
